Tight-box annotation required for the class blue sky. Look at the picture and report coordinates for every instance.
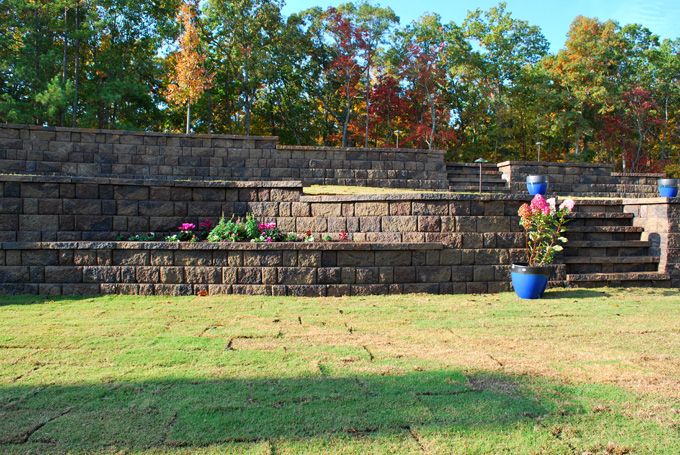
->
[282,0,679,52]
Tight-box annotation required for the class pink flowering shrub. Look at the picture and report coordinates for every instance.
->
[518,195,575,266]
[166,219,213,242]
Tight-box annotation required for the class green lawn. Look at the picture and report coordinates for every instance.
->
[0,289,679,454]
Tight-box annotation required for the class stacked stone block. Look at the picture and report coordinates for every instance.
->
[0,124,449,190]
[497,161,662,197]
[0,242,558,296]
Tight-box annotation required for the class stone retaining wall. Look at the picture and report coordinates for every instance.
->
[623,198,680,287]
[497,161,662,196]
[0,174,528,248]
[0,124,448,189]
[0,241,564,296]
[0,175,301,241]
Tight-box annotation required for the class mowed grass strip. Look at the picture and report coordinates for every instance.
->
[0,288,678,454]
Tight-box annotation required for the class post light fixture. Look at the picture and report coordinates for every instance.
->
[393,130,404,149]
[536,141,543,162]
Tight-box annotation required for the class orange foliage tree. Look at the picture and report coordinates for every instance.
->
[166,1,213,134]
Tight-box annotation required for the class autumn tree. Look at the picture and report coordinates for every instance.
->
[339,2,398,147]
[166,1,213,134]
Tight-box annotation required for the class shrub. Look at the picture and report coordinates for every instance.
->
[207,216,244,242]
[518,195,575,266]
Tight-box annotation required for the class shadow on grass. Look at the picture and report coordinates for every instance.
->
[0,370,575,452]
[0,295,95,307]
[543,289,611,299]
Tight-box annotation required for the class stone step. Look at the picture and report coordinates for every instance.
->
[561,255,659,264]
[570,212,633,219]
[447,176,507,185]
[568,226,643,233]
[447,170,502,177]
[566,272,671,288]
[563,256,660,274]
[566,226,644,242]
[448,185,510,193]
[568,213,634,227]
[565,240,652,257]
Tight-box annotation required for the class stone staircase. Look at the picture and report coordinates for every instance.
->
[446,163,509,193]
[561,199,670,287]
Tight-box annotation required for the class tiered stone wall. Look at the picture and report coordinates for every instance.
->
[497,161,661,196]
[623,198,680,287]
[0,241,566,296]
[0,124,448,189]
[0,175,301,241]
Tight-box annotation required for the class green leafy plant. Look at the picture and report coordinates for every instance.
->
[207,216,244,242]
[518,195,575,266]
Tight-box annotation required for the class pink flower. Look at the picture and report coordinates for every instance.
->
[559,199,575,212]
[178,223,195,231]
[530,194,551,215]
[266,237,273,243]
[547,198,556,212]
[339,231,349,241]
[199,219,212,230]
[259,222,276,232]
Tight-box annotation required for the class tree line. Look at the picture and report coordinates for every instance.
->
[1,1,678,173]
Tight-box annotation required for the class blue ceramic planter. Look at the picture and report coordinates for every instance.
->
[526,175,548,196]
[511,264,550,299]
[658,179,678,198]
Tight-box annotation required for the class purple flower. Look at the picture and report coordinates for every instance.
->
[178,223,195,232]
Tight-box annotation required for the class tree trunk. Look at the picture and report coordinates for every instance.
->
[364,62,370,148]
[61,7,68,126]
[342,80,351,147]
[207,92,213,133]
[72,1,80,127]
[186,102,191,134]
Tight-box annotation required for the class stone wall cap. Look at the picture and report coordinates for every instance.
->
[612,172,666,178]
[622,197,680,205]
[0,241,443,251]
[0,173,303,189]
[277,145,446,154]
[497,160,615,169]
[0,123,278,141]
[300,192,528,202]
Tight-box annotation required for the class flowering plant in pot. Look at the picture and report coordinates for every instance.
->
[512,195,575,299]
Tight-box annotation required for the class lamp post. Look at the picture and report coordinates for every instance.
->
[394,130,404,149]
[474,157,489,194]
[536,141,543,162]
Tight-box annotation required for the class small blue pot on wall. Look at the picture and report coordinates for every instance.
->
[511,264,551,299]
[658,178,678,198]
[526,175,548,196]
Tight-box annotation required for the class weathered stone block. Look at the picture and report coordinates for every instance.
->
[174,251,211,266]
[185,267,221,284]
[298,251,321,267]
[355,202,389,216]
[237,267,261,284]
[45,266,82,283]
[277,267,315,284]
[381,216,417,232]
[311,203,342,217]
[412,201,448,215]
[113,250,150,265]
[244,251,283,267]
[136,266,160,283]
[418,216,441,232]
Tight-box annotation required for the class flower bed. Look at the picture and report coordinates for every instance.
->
[119,214,352,244]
